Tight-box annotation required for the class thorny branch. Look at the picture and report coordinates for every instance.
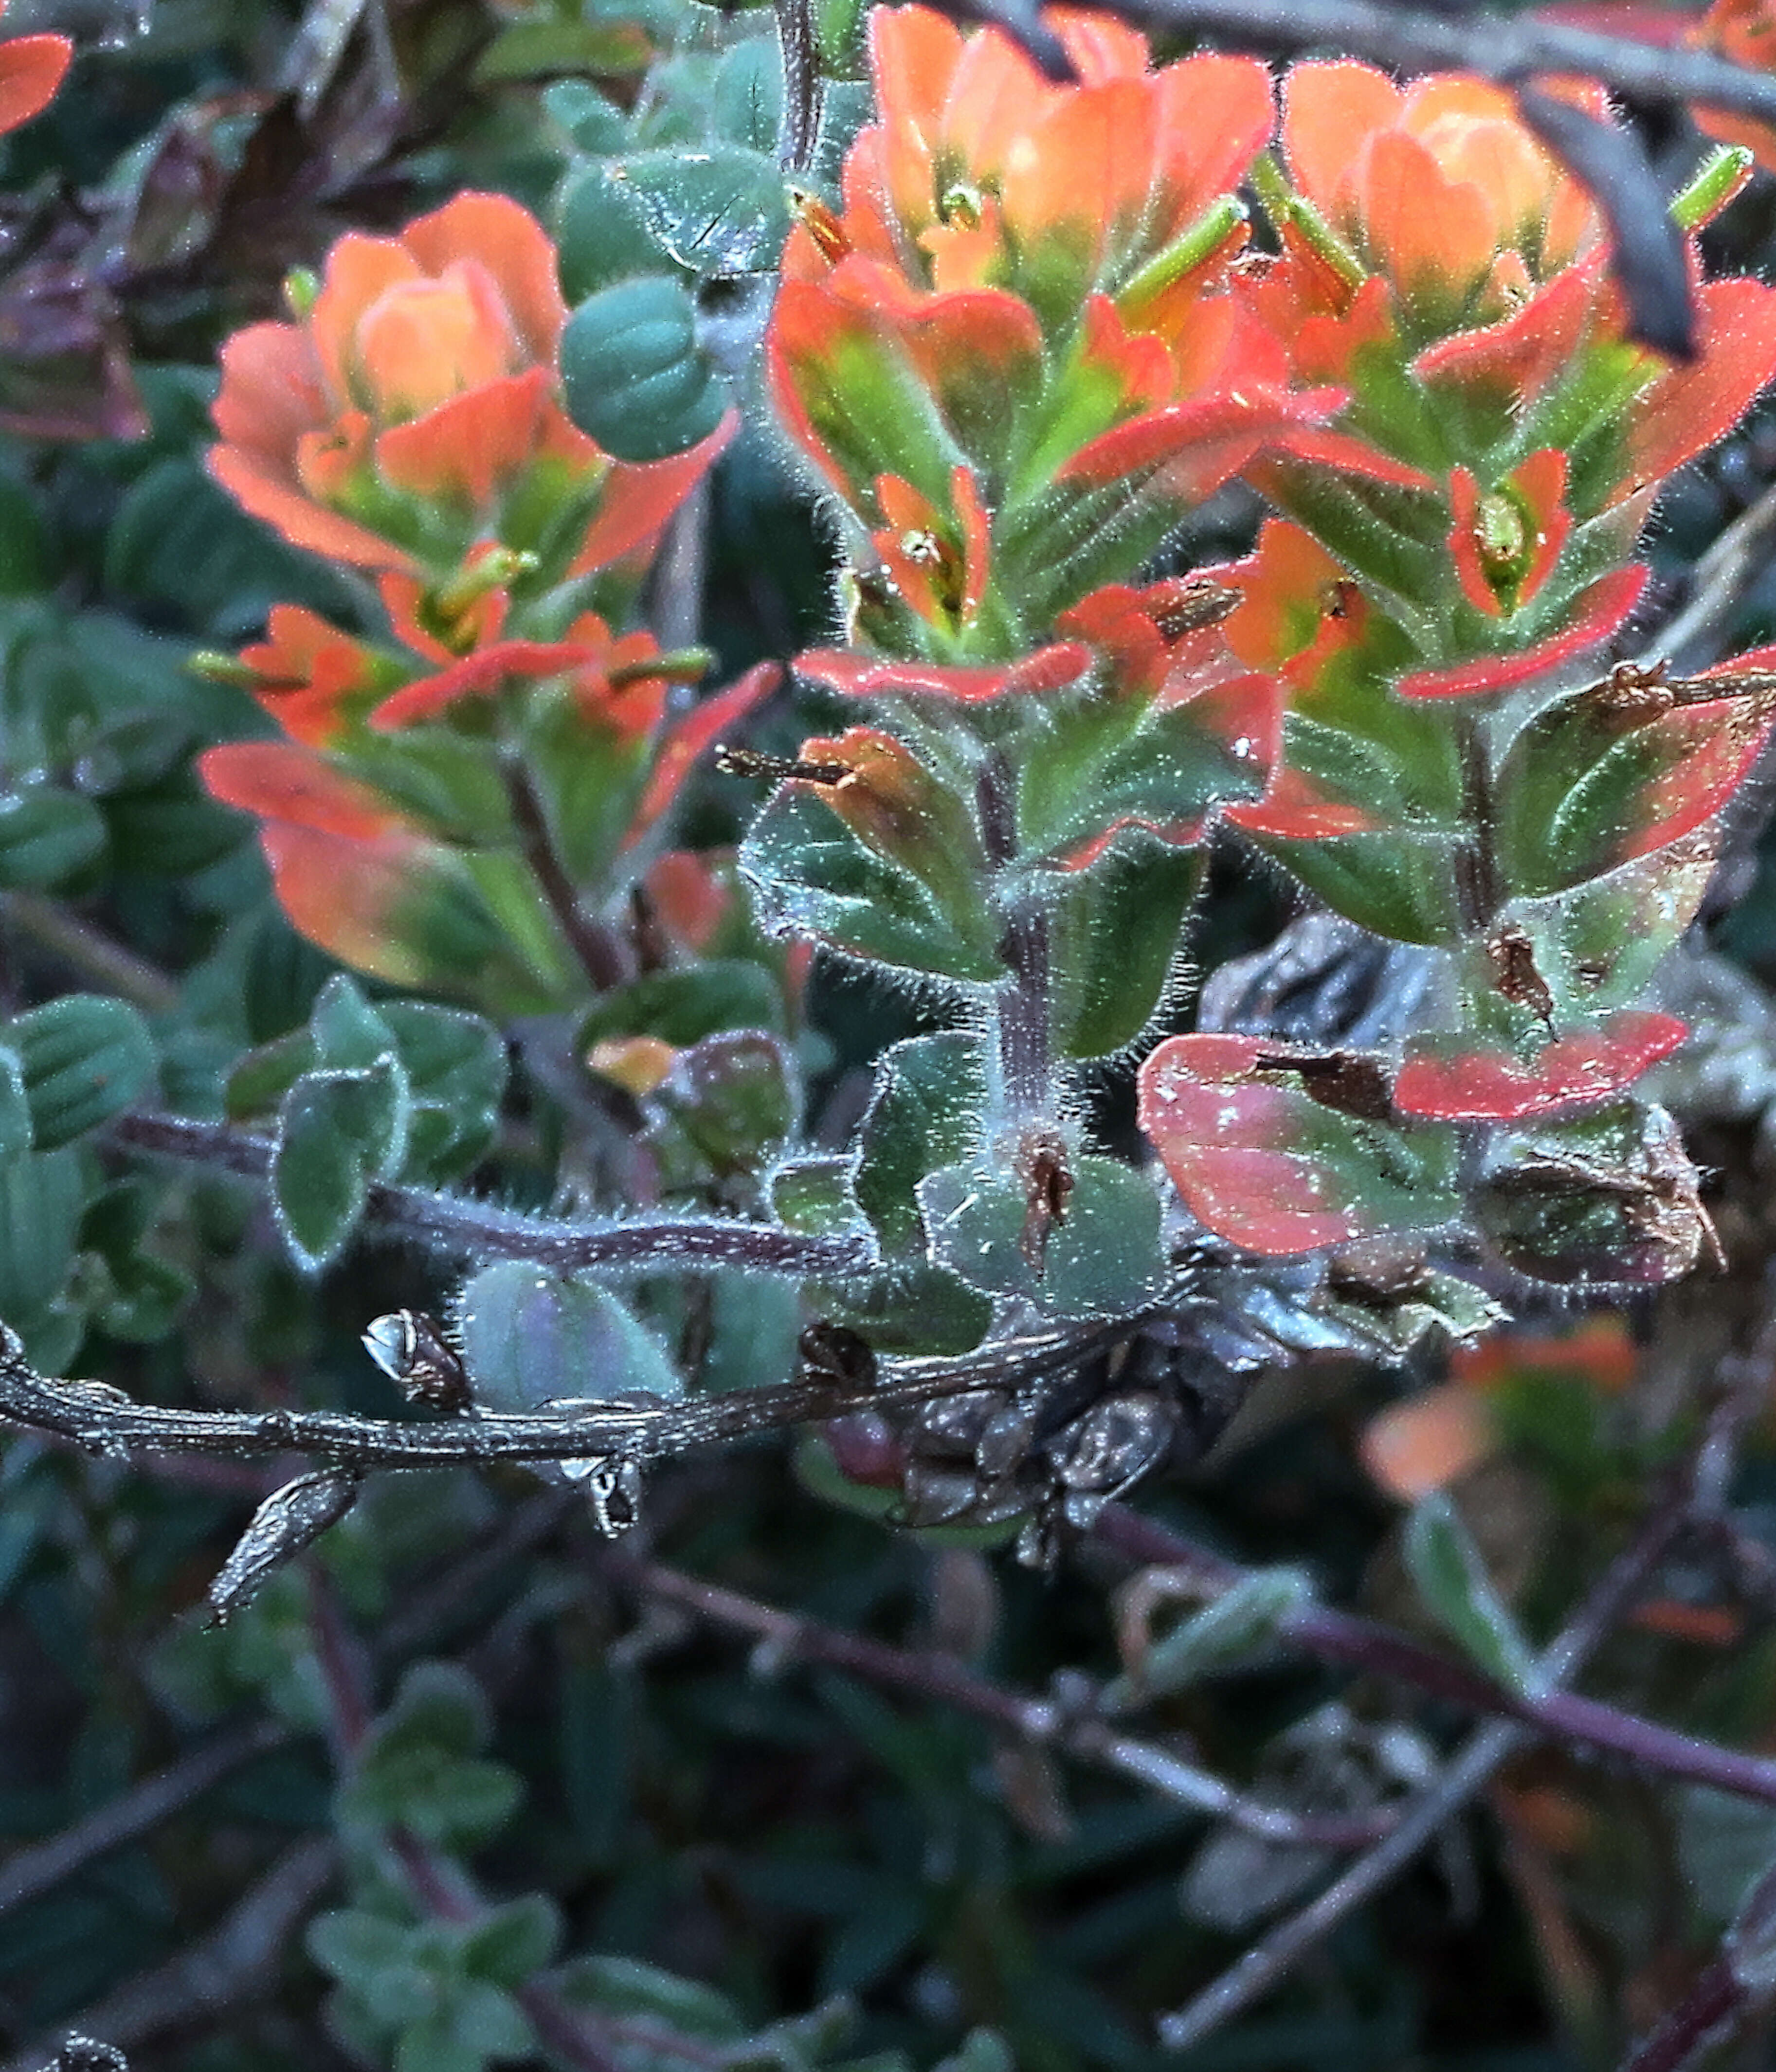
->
[9,1316,1776,1809]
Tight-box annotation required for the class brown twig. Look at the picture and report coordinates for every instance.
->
[606,1551,1395,1849]
[1158,1482,1694,2050]
[0,896,180,1017]
[0,1314,1124,1473]
[0,1837,337,2072]
[0,1719,289,1924]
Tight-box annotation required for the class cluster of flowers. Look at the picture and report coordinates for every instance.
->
[759,4,1776,1281]
[200,195,770,1009]
[193,0,1776,1287]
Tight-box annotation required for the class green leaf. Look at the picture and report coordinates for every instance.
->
[0,1046,31,1161]
[1018,690,1269,865]
[1476,1098,1712,1286]
[918,1153,1167,1317]
[769,1156,871,1241]
[0,789,106,889]
[561,276,729,464]
[101,769,247,879]
[309,973,398,1071]
[0,472,47,595]
[459,1896,562,1986]
[1248,828,1467,945]
[650,1030,798,1177]
[11,994,156,1148]
[610,146,790,277]
[557,162,668,303]
[1403,1491,1544,1698]
[1050,837,1203,1057]
[79,1180,190,1341]
[741,784,1001,985]
[550,1954,749,2041]
[544,79,630,152]
[454,1261,681,1414]
[852,1035,986,1257]
[1104,1569,1313,1707]
[520,694,653,885]
[700,1271,802,1394]
[1671,143,1754,230]
[226,1030,316,1120]
[308,1909,430,2014]
[1499,842,1715,1023]
[381,1002,507,1185]
[580,961,786,1046]
[272,1058,411,1273]
[103,452,351,638]
[0,1146,83,1330]
[710,38,784,151]
[342,1663,523,1849]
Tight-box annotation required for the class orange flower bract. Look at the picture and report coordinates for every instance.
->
[1280,62,1600,324]
[209,192,728,584]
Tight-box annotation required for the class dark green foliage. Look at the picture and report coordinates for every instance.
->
[562,277,730,463]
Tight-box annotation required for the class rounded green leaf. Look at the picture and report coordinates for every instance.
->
[556,164,664,302]
[453,1260,681,1414]
[12,994,156,1148]
[561,276,729,464]
[0,789,106,889]
[272,1060,411,1273]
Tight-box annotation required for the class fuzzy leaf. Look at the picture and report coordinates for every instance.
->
[740,774,1000,985]
[1394,1013,1687,1122]
[1475,1098,1715,1286]
[453,1260,680,1414]
[918,1153,1167,1317]
[10,994,156,1148]
[381,1003,508,1184]
[610,147,790,277]
[1050,836,1204,1058]
[1403,1491,1544,1697]
[852,1035,987,1259]
[272,1059,410,1272]
[561,276,730,464]
[1138,1034,1461,1254]
[556,164,662,303]
[1495,674,1776,898]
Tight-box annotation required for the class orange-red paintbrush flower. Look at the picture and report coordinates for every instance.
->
[210,193,728,585]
